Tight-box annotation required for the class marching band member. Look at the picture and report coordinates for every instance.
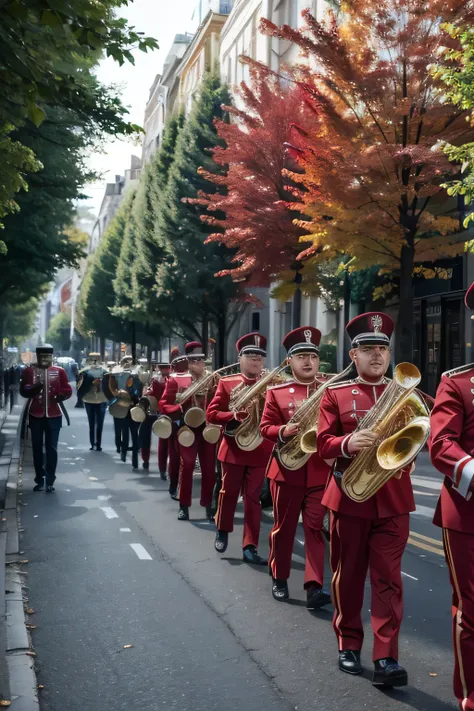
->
[140,361,171,477]
[106,355,142,468]
[429,283,474,711]
[167,348,188,499]
[78,353,108,451]
[20,344,72,492]
[317,313,413,686]
[260,327,332,606]
[207,332,273,565]
[159,342,216,521]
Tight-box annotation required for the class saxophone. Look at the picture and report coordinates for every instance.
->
[226,361,289,451]
[276,364,354,471]
[341,362,431,503]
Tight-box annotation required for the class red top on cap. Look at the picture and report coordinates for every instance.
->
[283,327,321,355]
[236,332,267,356]
[465,283,474,310]
[185,341,205,358]
[346,311,394,346]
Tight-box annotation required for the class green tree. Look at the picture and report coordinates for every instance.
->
[2,298,38,344]
[77,190,136,344]
[154,71,242,363]
[46,312,72,353]
[0,0,157,223]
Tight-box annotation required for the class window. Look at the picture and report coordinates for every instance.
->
[251,312,260,331]
[219,0,233,13]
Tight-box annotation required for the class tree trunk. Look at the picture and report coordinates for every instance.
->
[395,241,415,363]
[131,322,137,362]
[217,316,227,368]
[202,316,209,358]
[292,288,302,329]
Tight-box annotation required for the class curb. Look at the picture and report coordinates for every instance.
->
[1,405,39,710]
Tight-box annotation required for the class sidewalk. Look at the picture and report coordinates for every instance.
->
[0,403,39,710]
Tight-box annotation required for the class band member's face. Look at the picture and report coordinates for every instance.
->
[350,344,390,380]
[160,367,171,378]
[289,352,319,381]
[189,358,205,377]
[239,353,264,378]
[38,353,53,369]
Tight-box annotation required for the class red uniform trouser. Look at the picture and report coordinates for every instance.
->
[216,462,266,549]
[268,480,326,588]
[178,431,216,508]
[329,511,409,661]
[168,431,179,492]
[158,438,168,474]
[443,528,474,711]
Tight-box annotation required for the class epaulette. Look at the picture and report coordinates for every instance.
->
[327,379,356,390]
[443,363,474,379]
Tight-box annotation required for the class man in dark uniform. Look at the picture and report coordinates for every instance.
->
[20,345,72,492]
[78,353,108,451]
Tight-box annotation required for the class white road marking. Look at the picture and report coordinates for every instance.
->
[130,543,152,560]
[97,495,111,501]
[296,538,305,547]
[88,476,98,481]
[120,528,131,532]
[402,571,418,581]
[100,506,118,519]
[411,476,441,491]
[413,490,437,497]
[413,504,436,518]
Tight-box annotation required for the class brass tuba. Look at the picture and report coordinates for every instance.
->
[226,361,289,451]
[341,363,431,503]
[276,364,354,471]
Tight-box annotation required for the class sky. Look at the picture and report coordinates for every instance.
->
[83,0,199,215]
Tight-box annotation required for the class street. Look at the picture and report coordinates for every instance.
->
[20,401,456,711]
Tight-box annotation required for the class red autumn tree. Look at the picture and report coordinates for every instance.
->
[195,61,331,294]
[259,0,474,361]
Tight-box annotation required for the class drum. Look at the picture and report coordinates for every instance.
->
[152,416,173,439]
[130,405,147,423]
[183,407,206,428]
[202,424,221,444]
[177,425,195,447]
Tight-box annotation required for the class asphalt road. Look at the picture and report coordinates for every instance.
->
[20,401,457,711]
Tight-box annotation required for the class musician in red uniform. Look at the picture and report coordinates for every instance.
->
[207,332,273,565]
[429,282,474,711]
[20,344,72,492]
[317,312,414,686]
[259,327,332,608]
[159,342,216,521]
[166,349,188,499]
[140,361,171,478]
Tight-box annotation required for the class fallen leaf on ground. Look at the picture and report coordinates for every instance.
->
[25,608,34,615]
[25,651,36,657]
[37,685,44,690]
[429,672,438,677]
[26,624,36,630]
[123,644,133,649]
[0,700,11,706]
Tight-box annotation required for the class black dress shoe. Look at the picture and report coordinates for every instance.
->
[169,487,178,500]
[306,585,332,610]
[45,485,55,493]
[205,505,215,521]
[215,530,228,553]
[178,506,189,521]
[243,546,267,566]
[339,650,362,675]
[272,578,289,601]
[142,462,149,471]
[116,447,121,454]
[372,658,408,687]
[159,471,167,481]
[120,452,127,463]
[89,445,95,451]
[33,483,44,492]
[96,446,102,452]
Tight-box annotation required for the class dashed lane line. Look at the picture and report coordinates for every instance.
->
[99,506,119,519]
[130,543,152,560]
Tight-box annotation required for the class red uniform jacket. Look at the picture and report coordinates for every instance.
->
[260,378,331,488]
[145,376,168,407]
[20,365,72,418]
[206,374,273,466]
[317,379,415,518]
[159,372,213,422]
[429,367,474,534]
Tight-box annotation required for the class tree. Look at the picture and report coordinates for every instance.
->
[197,63,312,287]
[259,2,474,361]
[0,0,157,222]
[46,312,72,353]
[77,189,137,345]
[153,71,247,364]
